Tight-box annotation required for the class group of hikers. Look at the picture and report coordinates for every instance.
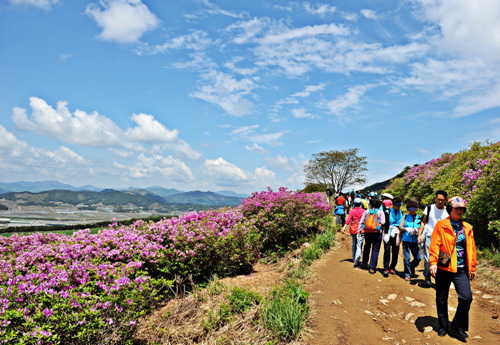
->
[329,188,477,341]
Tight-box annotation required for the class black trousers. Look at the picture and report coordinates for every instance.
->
[435,267,473,332]
[383,236,400,270]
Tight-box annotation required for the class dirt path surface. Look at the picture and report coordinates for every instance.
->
[303,232,500,344]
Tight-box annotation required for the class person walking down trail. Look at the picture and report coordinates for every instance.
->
[400,200,422,282]
[357,198,386,274]
[383,197,403,277]
[429,196,477,341]
[418,190,449,288]
[343,198,365,264]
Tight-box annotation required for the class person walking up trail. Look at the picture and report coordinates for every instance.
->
[383,197,403,277]
[418,190,449,288]
[357,197,385,274]
[429,196,477,341]
[400,200,422,282]
[343,198,365,264]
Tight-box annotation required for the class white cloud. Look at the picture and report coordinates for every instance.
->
[416,147,429,154]
[129,153,194,181]
[253,22,425,76]
[265,155,292,171]
[12,97,201,159]
[292,83,326,98]
[303,3,336,16]
[203,157,252,183]
[260,23,349,45]
[415,0,500,63]
[8,0,60,10]
[254,166,276,185]
[292,108,315,119]
[229,125,286,146]
[12,97,122,147]
[126,113,179,142]
[86,0,160,44]
[325,84,376,116]
[0,125,91,181]
[231,124,258,135]
[190,70,256,116]
[197,0,245,19]
[245,143,267,154]
[360,9,378,20]
[226,17,276,44]
[146,31,214,54]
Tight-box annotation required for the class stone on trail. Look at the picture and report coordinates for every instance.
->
[410,301,426,307]
[330,299,343,306]
[472,335,482,340]
[448,306,456,312]
[424,326,433,333]
[364,310,374,315]
[379,299,390,305]
[405,297,415,302]
[388,294,397,300]
[405,312,415,321]
[482,294,493,299]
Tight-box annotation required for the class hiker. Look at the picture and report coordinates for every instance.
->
[360,195,369,210]
[399,200,422,281]
[358,197,385,274]
[326,188,333,203]
[418,190,449,288]
[343,197,365,264]
[381,193,393,209]
[383,197,403,277]
[429,196,477,340]
[335,193,347,226]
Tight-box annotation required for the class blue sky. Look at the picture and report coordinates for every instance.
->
[1,0,500,194]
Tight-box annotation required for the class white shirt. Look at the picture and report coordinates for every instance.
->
[423,204,449,237]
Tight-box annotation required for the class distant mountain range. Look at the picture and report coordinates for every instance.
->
[0,181,247,210]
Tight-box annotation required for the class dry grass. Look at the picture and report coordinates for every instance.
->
[476,261,500,295]
[132,251,304,345]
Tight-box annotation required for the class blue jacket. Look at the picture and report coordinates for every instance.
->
[401,214,422,243]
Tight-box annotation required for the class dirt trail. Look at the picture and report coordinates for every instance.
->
[303,231,500,345]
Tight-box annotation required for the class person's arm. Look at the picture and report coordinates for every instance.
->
[418,206,429,243]
[429,220,443,277]
[398,215,406,231]
[469,227,477,281]
[378,210,386,225]
[359,211,367,230]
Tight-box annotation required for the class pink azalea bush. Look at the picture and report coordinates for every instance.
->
[384,141,500,245]
[240,187,333,253]
[0,189,330,344]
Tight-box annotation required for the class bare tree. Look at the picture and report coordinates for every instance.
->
[304,148,368,193]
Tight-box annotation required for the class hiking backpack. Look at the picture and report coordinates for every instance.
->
[363,209,381,232]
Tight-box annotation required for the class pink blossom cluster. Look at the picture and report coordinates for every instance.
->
[403,153,455,185]
[239,187,333,250]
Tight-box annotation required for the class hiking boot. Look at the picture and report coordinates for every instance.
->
[369,268,376,274]
[383,270,389,277]
[404,276,411,282]
[389,269,396,275]
[437,329,447,337]
[450,324,468,340]
[353,262,359,268]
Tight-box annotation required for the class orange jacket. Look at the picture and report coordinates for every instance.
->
[429,217,477,277]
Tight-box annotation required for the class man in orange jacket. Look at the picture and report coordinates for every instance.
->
[429,196,477,340]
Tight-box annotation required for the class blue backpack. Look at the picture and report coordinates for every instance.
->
[334,205,345,215]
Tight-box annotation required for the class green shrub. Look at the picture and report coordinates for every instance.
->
[260,279,309,341]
